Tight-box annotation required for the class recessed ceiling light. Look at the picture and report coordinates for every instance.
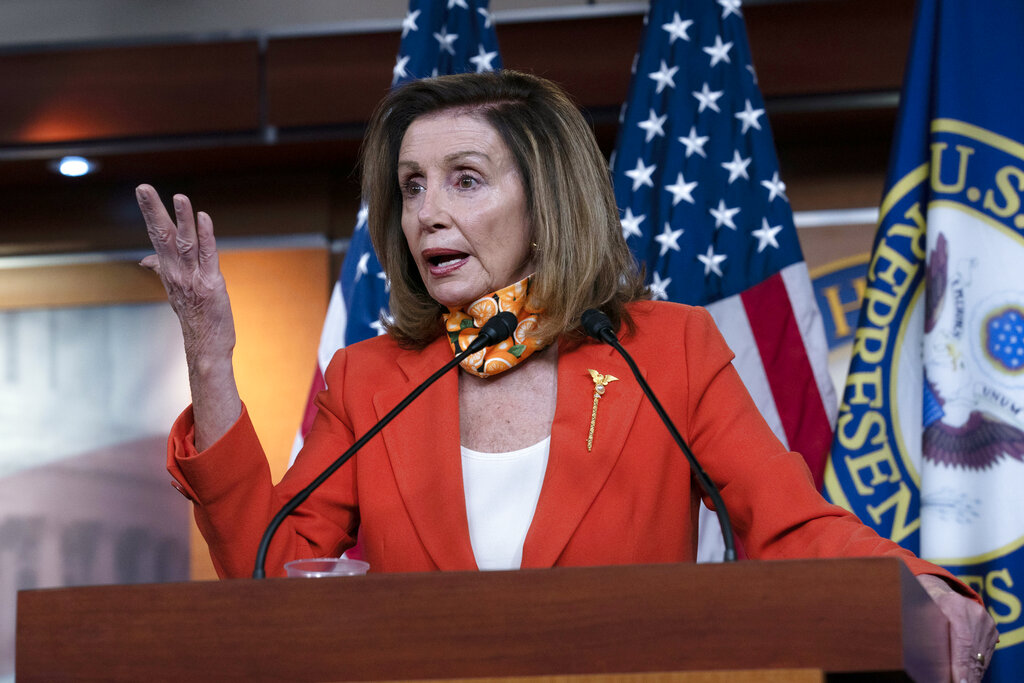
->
[55,156,96,177]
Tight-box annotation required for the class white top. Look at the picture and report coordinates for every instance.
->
[461,436,551,570]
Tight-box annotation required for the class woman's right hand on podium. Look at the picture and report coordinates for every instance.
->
[136,184,242,450]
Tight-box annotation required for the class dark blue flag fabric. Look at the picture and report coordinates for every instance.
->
[611,0,835,561]
[824,1,1024,677]
[294,0,501,447]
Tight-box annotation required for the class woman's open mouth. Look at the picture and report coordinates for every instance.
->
[424,249,469,275]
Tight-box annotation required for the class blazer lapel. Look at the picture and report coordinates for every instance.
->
[375,338,478,571]
[521,340,643,568]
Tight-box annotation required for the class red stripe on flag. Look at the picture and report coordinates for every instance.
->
[300,365,327,438]
[741,273,832,489]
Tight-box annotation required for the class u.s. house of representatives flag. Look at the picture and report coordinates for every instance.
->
[293,0,502,457]
[611,0,836,561]
[825,0,1024,678]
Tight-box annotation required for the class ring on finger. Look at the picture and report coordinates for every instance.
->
[975,652,985,665]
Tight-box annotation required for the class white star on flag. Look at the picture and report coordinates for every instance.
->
[752,217,783,252]
[625,158,657,191]
[692,82,724,113]
[620,207,646,239]
[355,252,371,282]
[703,35,733,67]
[649,271,671,301]
[734,99,765,134]
[469,44,498,72]
[760,171,788,202]
[401,9,421,38]
[355,202,369,230]
[721,150,751,183]
[718,0,743,19]
[648,60,679,94]
[662,12,693,43]
[665,173,698,205]
[697,244,728,276]
[709,199,740,230]
[638,109,668,142]
[477,7,493,29]
[447,0,469,9]
[392,55,411,84]
[434,28,458,55]
[678,126,710,158]
[655,222,685,256]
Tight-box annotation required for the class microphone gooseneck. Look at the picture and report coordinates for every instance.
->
[252,310,520,578]
[467,310,518,352]
[580,308,737,562]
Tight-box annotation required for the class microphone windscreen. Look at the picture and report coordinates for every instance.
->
[580,308,614,341]
[475,311,519,348]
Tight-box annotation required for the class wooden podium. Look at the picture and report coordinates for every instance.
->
[17,558,948,682]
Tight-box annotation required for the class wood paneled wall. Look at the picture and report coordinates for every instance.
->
[0,0,914,259]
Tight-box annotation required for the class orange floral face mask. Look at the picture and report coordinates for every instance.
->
[443,275,545,378]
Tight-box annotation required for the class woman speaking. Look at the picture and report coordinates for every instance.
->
[135,70,996,681]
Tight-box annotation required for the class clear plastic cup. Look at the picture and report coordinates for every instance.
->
[284,557,370,578]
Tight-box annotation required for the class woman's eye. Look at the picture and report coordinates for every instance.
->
[402,181,424,197]
[457,175,478,189]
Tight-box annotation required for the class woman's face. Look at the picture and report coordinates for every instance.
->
[398,111,534,309]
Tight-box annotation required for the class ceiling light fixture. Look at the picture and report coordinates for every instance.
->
[55,156,96,177]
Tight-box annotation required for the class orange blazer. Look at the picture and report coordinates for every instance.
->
[168,301,963,585]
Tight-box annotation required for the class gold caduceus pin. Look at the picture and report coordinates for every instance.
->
[587,369,618,452]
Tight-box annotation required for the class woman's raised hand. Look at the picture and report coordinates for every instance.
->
[136,184,241,450]
[136,185,234,359]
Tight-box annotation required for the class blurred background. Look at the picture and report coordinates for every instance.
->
[0,0,904,678]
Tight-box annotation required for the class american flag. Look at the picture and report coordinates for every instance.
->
[293,0,502,457]
[610,0,836,560]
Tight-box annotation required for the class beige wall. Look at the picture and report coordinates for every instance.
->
[0,246,331,582]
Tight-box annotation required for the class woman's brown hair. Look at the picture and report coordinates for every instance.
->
[361,70,647,348]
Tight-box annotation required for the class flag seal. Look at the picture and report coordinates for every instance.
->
[828,118,1024,652]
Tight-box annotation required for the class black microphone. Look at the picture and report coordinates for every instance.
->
[253,310,519,578]
[580,308,737,562]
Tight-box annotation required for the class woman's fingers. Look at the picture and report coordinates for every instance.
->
[947,595,997,682]
[917,574,998,683]
[135,185,208,275]
[136,184,178,262]
[139,253,161,273]
[135,186,230,336]
[196,210,220,276]
[172,194,200,271]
